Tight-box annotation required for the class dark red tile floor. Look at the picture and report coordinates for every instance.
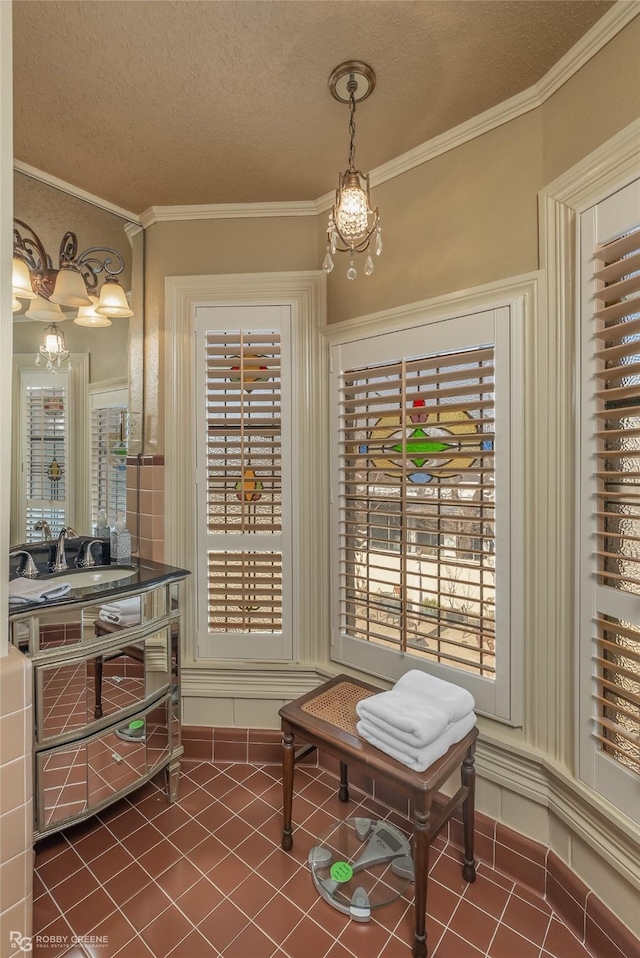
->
[33,762,597,958]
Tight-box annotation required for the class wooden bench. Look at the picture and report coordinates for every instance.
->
[279,674,477,958]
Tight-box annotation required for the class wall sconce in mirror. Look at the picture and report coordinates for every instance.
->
[36,323,70,373]
[12,219,133,321]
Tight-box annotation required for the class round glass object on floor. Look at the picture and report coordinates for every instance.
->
[308,817,413,921]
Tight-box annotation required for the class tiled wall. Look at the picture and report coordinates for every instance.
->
[0,646,33,955]
[181,725,639,958]
[126,455,165,562]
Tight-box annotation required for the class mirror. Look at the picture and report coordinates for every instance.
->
[11,171,143,547]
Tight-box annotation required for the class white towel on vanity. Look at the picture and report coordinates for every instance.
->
[9,581,72,606]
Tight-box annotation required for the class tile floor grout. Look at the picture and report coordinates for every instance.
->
[32,761,599,958]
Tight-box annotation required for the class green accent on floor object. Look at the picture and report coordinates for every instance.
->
[330,861,354,883]
[116,718,146,742]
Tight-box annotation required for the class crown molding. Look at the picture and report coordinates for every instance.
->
[13,1,638,226]
[536,0,640,103]
[13,160,141,224]
[139,199,318,227]
[314,0,640,212]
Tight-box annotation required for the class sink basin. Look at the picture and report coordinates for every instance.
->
[9,565,136,599]
[49,566,136,588]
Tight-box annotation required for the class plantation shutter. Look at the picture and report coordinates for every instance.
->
[339,345,496,675]
[195,305,292,661]
[22,374,70,542]
[580,178,640,820]
[90,390,128,531]
[332,306,519,720]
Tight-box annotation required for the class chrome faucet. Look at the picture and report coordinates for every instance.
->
[52,527,79,573]
[9,550,39,579]
[33,519,52,541]
[77,539,104,568]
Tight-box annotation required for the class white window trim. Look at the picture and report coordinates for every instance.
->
[326,296,526,724]
[539,117,640,774]
[11,354,89,544]
[164,272,327,698]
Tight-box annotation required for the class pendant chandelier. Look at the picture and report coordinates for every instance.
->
[324,61,381,280]
[12,219,133,323]
[36,323,69,373]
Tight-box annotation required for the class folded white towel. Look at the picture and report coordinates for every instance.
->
[395,670,475,723]
[9,582,72,606]
[356,671,475,748]
[357,711,477,772]
[100,596,141,616]
[356,690,450,749]
[98,609,141,627]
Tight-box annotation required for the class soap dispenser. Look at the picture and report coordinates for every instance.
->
[110,515,132,562]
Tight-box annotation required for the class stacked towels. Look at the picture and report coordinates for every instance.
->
[98,596,141,627]
[355,670,476,772]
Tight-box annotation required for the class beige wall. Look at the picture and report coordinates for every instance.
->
[542,15,640,184]
[13,173,133,384]
[323,109,543,325]
[324,15,640,326]
[144,215,319,451]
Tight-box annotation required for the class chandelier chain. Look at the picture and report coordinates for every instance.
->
[348,87,357,171]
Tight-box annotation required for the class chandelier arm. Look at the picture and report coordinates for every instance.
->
[76,247,127,280]
[59,231,79,267]
[13,219,48,273]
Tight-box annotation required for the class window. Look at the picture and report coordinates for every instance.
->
[579,178,640,822]
[331,306,522,720]
[90,386,128,531]
[195,305,292,660]
[20,372,70,542]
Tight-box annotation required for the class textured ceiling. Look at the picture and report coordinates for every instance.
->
[13,0,614,213]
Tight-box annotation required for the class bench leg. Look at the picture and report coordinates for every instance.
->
[461,746,477,883]
[281,726,294,851]
[412,801,430,958]
[339,761,349,802]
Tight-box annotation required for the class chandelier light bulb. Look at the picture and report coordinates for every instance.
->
[75,296,112,327]
[12,257,36,300]
[38,323,69,374]
[25,296,67,323]
[50,265,93,307]
[96,277,133,318]
[336,181,371,243]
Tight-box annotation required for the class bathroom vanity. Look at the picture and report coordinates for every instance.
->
[8,553,189,840]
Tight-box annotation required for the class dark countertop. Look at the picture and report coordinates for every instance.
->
[8,555,190,617]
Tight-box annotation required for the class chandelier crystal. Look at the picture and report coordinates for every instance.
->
[12,219,131,319]
[324,61,381,280]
